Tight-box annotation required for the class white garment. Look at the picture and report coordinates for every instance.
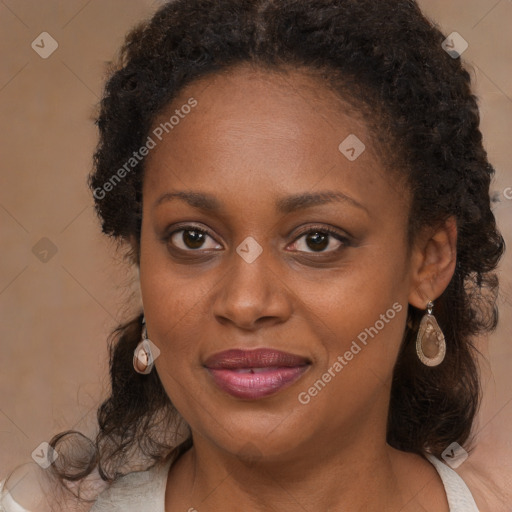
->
[0,454,480,511]
[424,454,480,512]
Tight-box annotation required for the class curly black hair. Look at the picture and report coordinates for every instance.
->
[48,0,504,498]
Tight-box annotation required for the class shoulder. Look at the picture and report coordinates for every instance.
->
[452,457,512,512]
[425,454,481,512]
[0,460,171,512]
[0,477,30,512]
[89,460,171,512]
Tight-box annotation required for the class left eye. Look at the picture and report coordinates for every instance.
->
[168,228,222,251]
[289,229,346,253]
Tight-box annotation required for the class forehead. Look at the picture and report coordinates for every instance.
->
[142,63,406,217]
[151,63,368,153]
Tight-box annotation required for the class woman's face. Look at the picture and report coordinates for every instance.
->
[139,64,415,461]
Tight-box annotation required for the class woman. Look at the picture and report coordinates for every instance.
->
[0,0,505,510]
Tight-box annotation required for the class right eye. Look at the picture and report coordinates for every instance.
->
[166,225,223,251]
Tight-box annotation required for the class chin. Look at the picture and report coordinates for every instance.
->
[192,406,311,462]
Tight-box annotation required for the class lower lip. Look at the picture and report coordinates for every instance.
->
[206,366,310,399]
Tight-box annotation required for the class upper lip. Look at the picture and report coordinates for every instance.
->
[204,348,310,369]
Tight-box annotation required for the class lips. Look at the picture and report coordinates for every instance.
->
[204,348,311,399]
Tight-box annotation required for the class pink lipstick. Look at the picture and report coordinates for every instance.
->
[204,348,310,399]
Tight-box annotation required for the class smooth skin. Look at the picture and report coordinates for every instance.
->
[136,63,458,512]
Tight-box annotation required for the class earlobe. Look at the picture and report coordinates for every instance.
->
[408,216,457,309]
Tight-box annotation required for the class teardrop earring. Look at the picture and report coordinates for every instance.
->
[416,300,446,367]
[133,316,156,374]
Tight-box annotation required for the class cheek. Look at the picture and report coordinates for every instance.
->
[138,232,208,364]
[297,247,409,373]
[291,276,407,429]
[140,270,211,354]
[139,259,212,416]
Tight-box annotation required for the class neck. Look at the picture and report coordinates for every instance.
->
[165,424,426,511]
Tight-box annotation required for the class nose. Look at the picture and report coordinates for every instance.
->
[212,245,293,331]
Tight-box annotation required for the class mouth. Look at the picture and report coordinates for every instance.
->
[203,348,311,400]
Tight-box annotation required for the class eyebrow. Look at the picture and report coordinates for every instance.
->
[153,190,368,214]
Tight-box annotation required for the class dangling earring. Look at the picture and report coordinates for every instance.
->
[133,316,158,374]
[416,300,446,367]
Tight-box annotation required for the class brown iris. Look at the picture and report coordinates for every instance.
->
[182,230,206,249]
[306,232,329,251]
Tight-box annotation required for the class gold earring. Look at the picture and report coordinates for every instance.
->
[416,300,446,367]
[133,316,158,374]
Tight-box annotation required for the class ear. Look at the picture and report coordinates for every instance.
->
[408,216,457,309]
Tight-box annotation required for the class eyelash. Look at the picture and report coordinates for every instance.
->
[164,223,350,254]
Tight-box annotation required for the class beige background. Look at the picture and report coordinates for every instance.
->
[1,0,511,508]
